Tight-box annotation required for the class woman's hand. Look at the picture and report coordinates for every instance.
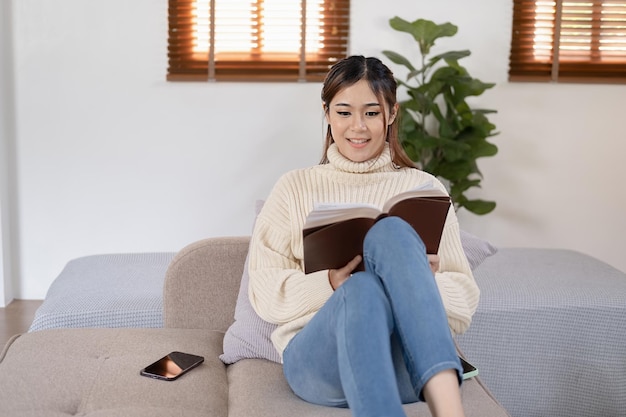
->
[428,254,440,276]
[329,253,437,289]
[328,255,362,290]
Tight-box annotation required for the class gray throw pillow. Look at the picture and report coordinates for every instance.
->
[220,201,497,364]
[219,248,281,364]
[460,229,498,270]
[220,201,280,364]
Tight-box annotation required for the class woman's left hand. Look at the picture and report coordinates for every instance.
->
[328,255,362,290]
[427,254,440,276]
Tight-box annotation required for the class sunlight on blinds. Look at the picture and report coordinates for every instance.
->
[533,1,626,61]
[531,2,555,60]
[192,0,324,54]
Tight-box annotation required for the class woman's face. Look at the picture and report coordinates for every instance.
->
[325,79,396,163]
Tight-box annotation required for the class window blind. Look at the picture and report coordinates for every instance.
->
[509,0,626,82]
[167,0,350,81]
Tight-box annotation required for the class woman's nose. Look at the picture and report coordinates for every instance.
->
[351,115,366,131]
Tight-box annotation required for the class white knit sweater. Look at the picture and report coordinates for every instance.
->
[248,143,480,358]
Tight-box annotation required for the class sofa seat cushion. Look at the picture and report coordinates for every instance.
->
[0,328,228,417]
[226,358,510,417]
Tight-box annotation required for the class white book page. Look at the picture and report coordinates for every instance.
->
[381,182,447,213]
[305,203,381,229]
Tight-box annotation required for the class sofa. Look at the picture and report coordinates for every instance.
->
[0,236,511,417]
[1,235,625,417]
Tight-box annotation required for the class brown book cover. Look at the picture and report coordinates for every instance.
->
[303,189,451,274]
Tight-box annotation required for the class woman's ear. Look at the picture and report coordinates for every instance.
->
[388,103,399,125]
[323,102,330,123]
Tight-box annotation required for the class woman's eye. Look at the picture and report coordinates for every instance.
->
[336,111,351,116]
[366,111,380,117]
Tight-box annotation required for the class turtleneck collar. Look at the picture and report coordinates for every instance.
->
[326,143,394,174]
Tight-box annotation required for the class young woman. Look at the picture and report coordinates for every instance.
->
[247,55,479,417]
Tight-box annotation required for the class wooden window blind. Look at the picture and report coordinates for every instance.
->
[509,0,626,82]
[167,0,350,82]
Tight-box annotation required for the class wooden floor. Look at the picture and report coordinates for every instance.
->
[0,300,42,348]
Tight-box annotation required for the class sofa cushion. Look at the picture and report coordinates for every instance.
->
[220,248,281,364]
[456,248,626,417]
[29,252,175,332]
[220,200,281,364]
[459,229,498,270]
[220,199,497,364]
[0,328,228,417]
[227,358,510,417]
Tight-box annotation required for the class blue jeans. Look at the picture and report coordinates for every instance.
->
[283,217,462,417]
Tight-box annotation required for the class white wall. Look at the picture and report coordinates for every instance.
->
[7,0,626,300]
[1,0,17,307]
[0,0,8,307]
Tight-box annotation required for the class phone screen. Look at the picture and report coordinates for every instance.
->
[140,351,204,381]
[459,356,479,380]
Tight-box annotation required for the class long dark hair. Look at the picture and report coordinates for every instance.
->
[319,55,415,168]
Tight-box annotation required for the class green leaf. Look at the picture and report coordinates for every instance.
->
[419,78,448,101]
[451,178,481,194]
[437,160,475,181]
[430,66,462,85]
[461,199,497,215]
[473,141,499,158]
[406,67,427,81]
[389,17,457,55]
[437,115,457,139]
[431,50,471,64]
[451,77,496,101]
[395,77,416,91]
[382,50,416,73]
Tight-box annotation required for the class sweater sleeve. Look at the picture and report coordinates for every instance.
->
[434,208,481,335]
[247,175,335,325]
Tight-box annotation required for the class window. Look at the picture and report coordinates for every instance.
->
[509,0,626,82]
[167,0,350,82]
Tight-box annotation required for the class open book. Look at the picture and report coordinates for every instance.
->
[303,186,451,274]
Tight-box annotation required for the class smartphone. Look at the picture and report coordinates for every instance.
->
[140,351,205,381]
[459,356,479,380]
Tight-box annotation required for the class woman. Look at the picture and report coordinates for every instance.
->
[248,55,479,417]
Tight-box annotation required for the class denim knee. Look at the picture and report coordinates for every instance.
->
[365,216,426,254]
[337,272,391,321]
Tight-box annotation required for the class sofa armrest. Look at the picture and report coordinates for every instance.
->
[163,236,250,332]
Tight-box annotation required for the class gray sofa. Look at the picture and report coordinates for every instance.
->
[2,235,626,417]
[0,236,510,417]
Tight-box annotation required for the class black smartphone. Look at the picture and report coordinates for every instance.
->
[459,356,479,380]
[140,351,205,381]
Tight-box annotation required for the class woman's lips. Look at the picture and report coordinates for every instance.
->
[347,138,370,146]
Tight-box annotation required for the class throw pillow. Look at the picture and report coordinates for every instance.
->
[459,229,498,270]
[220,248,281,364]
[220,201,280,364]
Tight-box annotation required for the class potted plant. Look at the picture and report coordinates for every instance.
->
[382,17,499,215]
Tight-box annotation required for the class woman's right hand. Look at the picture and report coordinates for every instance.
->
[328,255,362,290]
